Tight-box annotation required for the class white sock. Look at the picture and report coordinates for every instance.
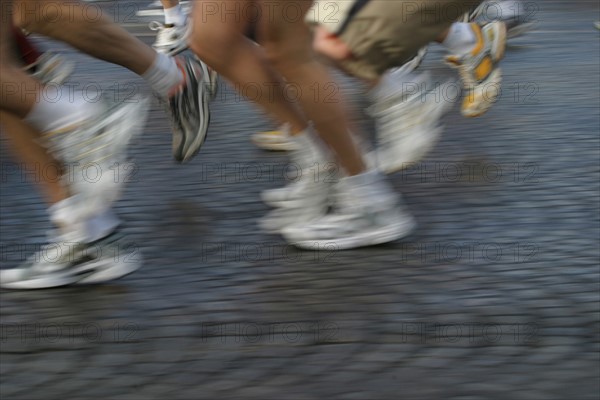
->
[442,23,477,56]
[49,196,120,243]
[291,125,329,163]
[24,95,97,134]
[142,53,183,98]
[164,5,186,26]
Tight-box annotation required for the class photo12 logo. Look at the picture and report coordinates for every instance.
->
[400,322,539,345]
[0,322,139,344]
[1,161,140,185]
[200,321,339,344]
[1,241,140,265]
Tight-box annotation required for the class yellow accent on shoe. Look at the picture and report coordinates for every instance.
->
[251,124,297,151]
[445,21,507,118]
[474,56,493,81]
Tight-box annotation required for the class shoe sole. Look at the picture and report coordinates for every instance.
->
[189,61,211,160]
[490,22,507,62]
[251,136,298,151]
[76,257,142,285]
[461,67,502,118]
[208,68,219,101]
[0,256,140,290]
[0,272,78,290]
[177,57,211,162]
[285,218,416,251]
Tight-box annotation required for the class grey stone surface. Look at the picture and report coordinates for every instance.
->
[1,1,599,399]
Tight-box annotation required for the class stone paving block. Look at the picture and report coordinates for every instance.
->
[1,1,599,399]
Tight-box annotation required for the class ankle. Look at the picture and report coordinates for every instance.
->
[49,196,120,242]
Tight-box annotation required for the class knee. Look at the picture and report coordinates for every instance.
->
[261,43,284,67]
[188,27,238,70]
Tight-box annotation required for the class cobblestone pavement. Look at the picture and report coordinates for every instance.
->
[1,1,599,399]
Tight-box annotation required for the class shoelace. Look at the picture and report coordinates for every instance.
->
[149,22,181,47]
[148,21,167,31]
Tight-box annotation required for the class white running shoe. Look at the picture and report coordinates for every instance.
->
[166,54,215,162]
[42,98,149,213]
[281,172,416,250]
[445,21,507,117]
[369,71,454,174]
[149,20,190,56]
[251,123,299,151]
[42,99,149,166]
[0,229,141,289]
[24,52,75,85]
[468,0,537,38]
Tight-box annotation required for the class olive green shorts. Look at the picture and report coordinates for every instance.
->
[338,0,482,80]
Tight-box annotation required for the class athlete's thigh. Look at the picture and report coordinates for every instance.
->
[192,0,254,38]
[255,0,314,62]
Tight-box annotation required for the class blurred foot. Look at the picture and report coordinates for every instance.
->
[369,71,453,174]
[0,229,141,289]
[42,98,149,208]
[446,21,507,118]
[282,171,416,250]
